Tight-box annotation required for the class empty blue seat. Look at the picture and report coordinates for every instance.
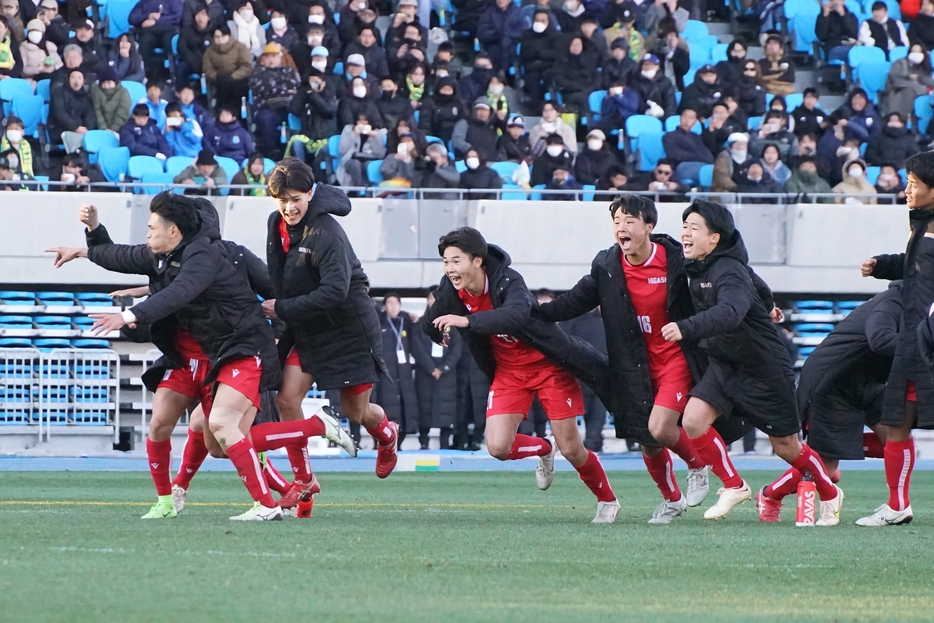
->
[0,78,34,116]
[529,184,546,201]
[682,19,708,41]
[914,95,933,135]
[0,337,32,348]
[36,292,75,305]
[748,116,763,131]
[73,411,108,425]
[889,46,908,62]
[141,171,176,194]
[490,161,519,183]
[32,338,72,351]
[698,164,714,188]
[711,43,729,64]
[856,62,890,102]
[866,166,881,184]
[454,160,467,173]
[625,115,663,140]
[848,46,886,71]
[500,183,527,200]
[836,300,865,312]
[165,155,192,177]
[121,80,148,109]
[73,339,111,349]
[637,132,665,171]
[104,0,134,37]
[128,155,165,180]
[11,94,43,137]
[794,300,835,311]
[98,146,131,183]
[39,362,70,378]
[0,291,37,305]
[76,293,113,306]
[366,159,384,185]
[263,158,276,173]
[216,156,241,186]
[288,113,302,133]
[74,363,109,377]
[34,316,73,330]
[793,12,820,54]
[588,90,607,122]
[0,316,33,329]
[83,130,119,164]
[798,346,817,359]
[35,79,50,103]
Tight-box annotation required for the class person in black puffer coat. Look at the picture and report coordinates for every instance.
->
[373,294,420,447]
[552,36,601,115]
[494,115,531,162]
[48,68,97,146]
[574,129,618,186]
[531,134,574,188]
[519,10,561,102]
[715,40,749,92]
[864,112,919,169]
[601,37,637,90]
[451,98,501,160]
[459,148,502,199]
[418,76,465,144]
[630,54,676,119]
[678,65,725,120]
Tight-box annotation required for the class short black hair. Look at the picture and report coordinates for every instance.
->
[5,115,23,129]
[150,193,201,237]
[63,153,86,169]
[383,292,401,305]
[214,23,231,36]
[438,227,488,259]
[803,87,819,98]
[905,151,934,189]
[682,199,735,239]
[609,194,658,226]
[132,103,150,117]
[268,157,316,197]
[545,133,564,145]
[165,102,183,116]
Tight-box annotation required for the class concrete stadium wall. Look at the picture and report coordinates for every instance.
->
[0,193,908,293]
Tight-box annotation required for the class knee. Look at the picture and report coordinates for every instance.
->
[681,416,705,439]
[770,435,799,461]
[648,419,671,445]
[487,441,511,461]
[208,446,226,459]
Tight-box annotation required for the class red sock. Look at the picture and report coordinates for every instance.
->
[884,438,915,511]
[575,450,616,502]
[864,432,886,459]
[147,438,173,496]
[764,467,802,501]
[642,448,682,502]
[172,430,208,490]
[791,443,838,501]
[504,435,551,460]
[286,446,312,483]
[225,438,276,507]
[263,456,291,495]
[670,427,705,470]
[250,417,326,453]
[692,428,743,489]
[366,415,396,446]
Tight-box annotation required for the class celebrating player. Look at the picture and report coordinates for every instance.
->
[423,227,620,523]
[660,200,844,525]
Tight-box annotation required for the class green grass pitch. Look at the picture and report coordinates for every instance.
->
[1,470,933,623]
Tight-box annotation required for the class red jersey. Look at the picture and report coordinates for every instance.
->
[175,328,208,361]
[622,243,684,374]
[457,275,549,371]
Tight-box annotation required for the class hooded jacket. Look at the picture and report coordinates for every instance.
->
[519,26,561,74]
[833,159,877,204]
[266,184,387,389]
[835,90,882,141]
[48,81,97,143]
[864,124,919,169]
[630,72,677,119]
[791,103,829,139]
[574,146,618,186]
[678,78,725,119]
[418,77,464,143]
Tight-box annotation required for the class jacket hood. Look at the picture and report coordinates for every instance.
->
[306,183,352,220]
[841,157,869,180]
[483,243,512,274]
[192,197,222,241]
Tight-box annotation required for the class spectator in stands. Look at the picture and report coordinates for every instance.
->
[644,0,689,37]
[90,67,131,134]
[266,10,297,50]
[339,75,383,128]
[520,10,561,103]
[628,159,688,200]
[129,0,182,71]
[555,0,587,33]
[768,95,792,127]
[120,103,172,159]
[0,16,21,79]
[495,115,532,163]
[715,40,748,91]
[859,1,908,57]
[249,42,299,160]
[173,148,228,194]
[786,156,834,200]
[380,132,420,184]
[553,36,601,116]
[49,68,96,153]
[545,166,581,201]
[712,132,754,192]
[228,0,265,58]
[864,111,918,168]
[833,158,877,203]
[521,0,559,31]
[630,54,675,119]
[387,23,427,78]
[68,19,103,75]
[36,0,67,48]
[0,150,24,190]
[341,54,378,100]
[597,78,644,132]
[459,148,503,199]
[653,28,690,91]
[202,23,253,112]
[388,117,427,158]
[486,72,518,119]
[387,0,428,49]
[679,65,724,119]
[0,116,32,177]
[606,7,644,62]
[596,163,631,192]
[702,101,740,156]
[757,34,795,96]
[430,42,464,81]
[289,71,339,144]
[345,26,390,80]
[336,112,386,187]
[477,0,524,73]
[573,129,616,186]
[183,0,224,28]
[722,92,749,130]
[336,0,373,45]
[20,19,61,78]
[376,76,413,131]
[735,61,767,118]
[736,161,783,197]
[459,54,494,107]
[163,102,204,157]
[581,14,609,59]
[664,108,715,181]
[874,163,907,203]
[208,105,253,163]
[816,0,859,63]
[530,100,578,153]
[817,111,848,158]
[416,142,461,198]
[836,87,882,141]
[143,82,168,128]
[400,63,428,113]
[229,152,267,196]
[1,1,24,44]
[105,33,145,83]
[49,43,85,90]
[308,5,342,53]
[418,76,464,144]
[909,0,934,50]
[791,87,828,139]
[602,38,637,90]
[60,152,105,191]
[452,98,499,160]
[749,110,798,159]
[177,4,213,76]
[531,134,574,187]
[760,143,791,184]
[174,82,216,141]
[883,44,934,120]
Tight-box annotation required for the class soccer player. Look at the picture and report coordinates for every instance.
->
[422,227,621,523]
[262,158,400,485]
[660,199,844,525]
[756,282,900,521]
[856,151,934,527]
[538,195,733,524]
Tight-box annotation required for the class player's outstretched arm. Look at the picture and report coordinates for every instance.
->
[466,274,533,336]
[537,269,600,323]
[421,281,463,344]
[274,235,351,320]
[46,246,88,268]
[867,253,905,280]
[675,268,753,342]
[125,243,218,325]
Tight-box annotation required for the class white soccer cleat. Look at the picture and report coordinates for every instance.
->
[230,502,284,521]
[855,503,913,527]
[317,406,357,458]
[592,499,621,524]
[172,484,187,514]
[535,439,557,490]
[648,495,688,525]
[685,466,710,507]
[703,481,752,520]
[816,485,844,527]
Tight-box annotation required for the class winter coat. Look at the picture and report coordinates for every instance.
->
[289,82,340,142]
[749,129,798,160]
[909,13,934,49]
[165,119,205,158]
[815,9,859,53]
[86,199,280,394]
[715,57,746,91]
[373,311,420,434]
[519,27,561,74]
[858,16,907,52]
[713,150,755,192]
[343,41,390,80]
[208,119,254,163]
[531,149,574,188]
[601,55,637,89]
[451,0,491,38]
[574,147,617,186]
[785,169,835,202]
[871,206,934,428]
[379,154,416,182]
[266,184,386,388]
[119,118,173,158]
[459,165,502,199]
[90,83,131,133]
[529,118,578,154]
[630,73,677,119]
[864,124,918,169]
[663,127,714,166]
[129,0,183,28]
[172,163,228,187]
[599,88,644,124]
[336,124,387,186]
[228,16,266,58]
[177,23,212,74]
[375,94,413,131]
[835,97,882,142]
[790,104,828,139]
[758,54,796,96]
[418,77,465,143]
[553,48,601,98]
[202,38,253,81]
[476,2,524,71]
[338,94,383,130]
[495,132,531,162]
[48,84,97,143]
[833,160,877,204]
[735,171,785,200]
[105,50,145,83]
[451,116,499,160]
[883,58,934,120]
[19,40,62,79]
[678,79,725,119]
[761,158,792,185]
[412,322,462,429]
[249,65,300,110]
[179,100,216,144]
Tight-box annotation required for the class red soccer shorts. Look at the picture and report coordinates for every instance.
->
[907,381,917,403]
[286,348,372,396]
[285,347,301,367]
[214,356,263,410]
[652,356,694,413]
[487,365,583,421]
[158,358,213,412]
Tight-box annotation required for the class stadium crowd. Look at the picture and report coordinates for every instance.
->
[0,0,931,199]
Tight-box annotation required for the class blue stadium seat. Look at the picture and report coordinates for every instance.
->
[889,46,908,62]
[792,12,819,54]
[333,61,344,76]
[76,293,113,306]
[141,171,176,194]
[73,339,111,349]
[0,78,34,116]
[263,158,276,173]
[625,115,663,140]
[529,184,546,201]
[914,95,933,135]
[11,94,43,138]
[327,134,341,159]
[836,300,865,313]
[698,164,714,188]
[104,0,134,37]
[588,90,606,123]
[748,116,763,130]
[367,159,384,184]
[582,184,595,201]
[121,80,148,110]
[637,132,665,171]
[166,155,192,177]
[856,62,890,102]
[35,79,50,103]
[490,161,519,183]
[34,316,74,332]
[793,300,834,311]
[0,316,33,332]
[288,113,302,133]
[500,183,527,200]
[711,43,729,63]
[0,291,37,305]
[216,156,241,185]
[664,116,701,134]
[784,0,820,18]
[32,338,72,351]
[848,46,886,72]
[73,317,96,332]
[82,130,119,164]
[783,93,804,111]
[98,146,130,183]
[682,20,709,41]
[128,156,165,180]
[37,292,75,305]
[0,337,32,348]
[866,166,881,184]
[455,160,467,173]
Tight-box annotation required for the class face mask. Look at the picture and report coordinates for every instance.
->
[731,149,747,162]
[353,85,367,98]
[166,117,183,127]
[311,59,327,72]
[908,52,925,64]
[532,21,546,33]
[27,30,42,44]
[397,143,409,155]
[239,8,254,20]
[641,69,657,79]
[466,157,480,169]
[489,84,504,95]
[309,35,323,45]
[798,170,816,182]
[563,1,578,10]
[381,88,395,98]
[308,14,324,23]
[546,145,563,157]
[271,16,287,30]
[848,166,863,178]
[6,129,22,143]
[587,139,603,151]
[878,173,894,183]
[748,175,761,182]
[609,86,622,96]
[357,2,367,9]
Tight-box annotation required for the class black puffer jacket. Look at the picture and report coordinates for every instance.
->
[418,77,466,143]
[412,313,463,429]
[87,197,281,394]
[266,184,387,389]
[864,125,919,169]
[373,311,420,434]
